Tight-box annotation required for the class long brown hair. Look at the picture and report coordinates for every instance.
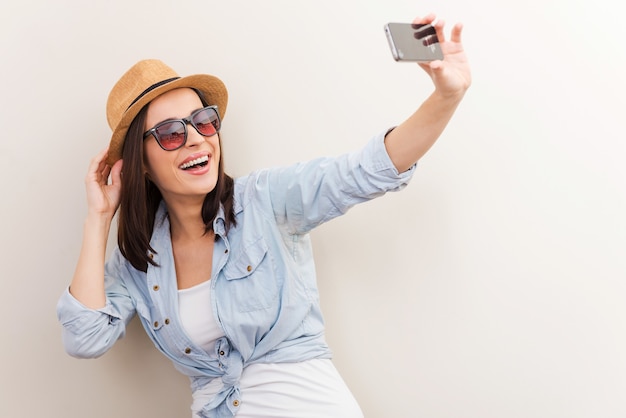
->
[117,90,236,272]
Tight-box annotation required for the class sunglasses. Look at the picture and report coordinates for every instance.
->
[143,105,221,151]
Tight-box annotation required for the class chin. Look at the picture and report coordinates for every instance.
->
[196,177,219,195]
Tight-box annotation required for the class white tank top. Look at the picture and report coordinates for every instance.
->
[178,279,224,354]
[178,280,363,418]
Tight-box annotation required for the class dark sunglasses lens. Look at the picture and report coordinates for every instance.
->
[155,121,186,150]
[193,108,220,136]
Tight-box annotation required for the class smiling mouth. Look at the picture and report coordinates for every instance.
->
[179,155,209,170]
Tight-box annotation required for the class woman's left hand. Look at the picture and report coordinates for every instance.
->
[383,14,472,172]
[416,14,472,99]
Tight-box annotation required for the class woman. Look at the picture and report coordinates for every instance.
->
[57,15,471,418]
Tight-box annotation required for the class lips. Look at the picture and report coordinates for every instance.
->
[179,153,210,171]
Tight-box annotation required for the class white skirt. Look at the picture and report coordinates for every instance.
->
[191,359,364,418]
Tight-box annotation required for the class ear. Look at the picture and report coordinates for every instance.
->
[141,154,151,179]
[142,164,152,181]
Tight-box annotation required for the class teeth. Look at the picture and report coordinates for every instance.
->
[179,155,209,169]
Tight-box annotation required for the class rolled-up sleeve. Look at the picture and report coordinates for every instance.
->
[250,130,416,234]
[56,249,136,359]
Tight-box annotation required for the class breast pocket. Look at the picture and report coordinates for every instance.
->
[222,236,279,313]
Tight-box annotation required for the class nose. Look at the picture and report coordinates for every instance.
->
[185,122,205,148]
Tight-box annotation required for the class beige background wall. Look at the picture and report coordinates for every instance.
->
[1,0,625,417]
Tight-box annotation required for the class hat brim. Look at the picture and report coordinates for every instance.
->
[106,74,228,166]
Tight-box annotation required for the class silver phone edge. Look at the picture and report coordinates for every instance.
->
[384,24,401,61]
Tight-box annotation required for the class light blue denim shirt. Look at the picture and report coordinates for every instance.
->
[57,131,415,418]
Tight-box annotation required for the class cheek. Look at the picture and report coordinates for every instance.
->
[211,137,222,165]
[143,142,174,185]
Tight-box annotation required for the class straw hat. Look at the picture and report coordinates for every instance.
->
[105,59,228,165]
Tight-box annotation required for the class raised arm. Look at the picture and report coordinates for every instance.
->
[384,15,472,173]
[69,147,123,309]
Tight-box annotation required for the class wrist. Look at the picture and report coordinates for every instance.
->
[431,88,466,104]
[84,211,114,229]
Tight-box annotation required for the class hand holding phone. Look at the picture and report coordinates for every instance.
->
[384,22,443,62]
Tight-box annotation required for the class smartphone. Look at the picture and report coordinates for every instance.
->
[384,22,443,62]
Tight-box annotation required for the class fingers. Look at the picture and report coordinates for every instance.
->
[412,13,436,26]
[412,14,464,45]
[86,148,107,183]
[418,61,432,72]
[109,159,124,187]
[428,59,444,72]
[88,147,108,171]
[87,147,118,186]
[450,22,464,44]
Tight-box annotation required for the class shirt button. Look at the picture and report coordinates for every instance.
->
[153,321,159,328]
[224,249,229,254]
[219,350,225,356]
[246,265,252,272]
[153,285,160,291]
[233,400,240,407]
[164,318,170,325]
[149,253,154,260]
[184,347,191,354]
